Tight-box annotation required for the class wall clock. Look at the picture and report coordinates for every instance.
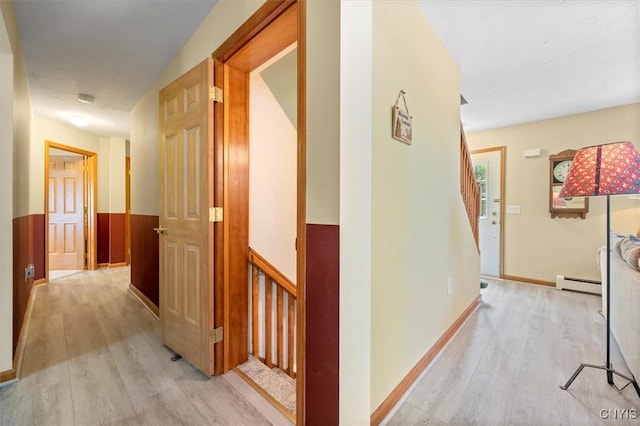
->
[549,149,589,219]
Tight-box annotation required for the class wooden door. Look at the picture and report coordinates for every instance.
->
[159,59,215,375]
[48,156,85,271]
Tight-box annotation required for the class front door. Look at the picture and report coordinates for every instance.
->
[158,58,215,375]
[472,149,503,277]
[48,156,85,271]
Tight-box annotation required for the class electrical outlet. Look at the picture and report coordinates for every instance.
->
[447,278,453,295]
[24,264,35,282]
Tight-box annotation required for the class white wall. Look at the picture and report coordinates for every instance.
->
[0,4,14,374]
[466,103,640,281]
[249,63,297,283]
[370,0,479,411]
[340,0,372,422]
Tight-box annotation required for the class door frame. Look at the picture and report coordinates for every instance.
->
[471,146,506,278]
[211,0,306,422]
[44,140,98,279]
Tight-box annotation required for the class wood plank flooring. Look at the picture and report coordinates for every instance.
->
[0,268,292,426]
[387,278,640,425]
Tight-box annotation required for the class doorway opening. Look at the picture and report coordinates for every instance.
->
[45,141,98,281]
[211,1,304,422]
[471,146,505,278]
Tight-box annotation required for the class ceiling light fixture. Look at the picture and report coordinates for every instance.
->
[77,93,95,104]
[70,115,89,127]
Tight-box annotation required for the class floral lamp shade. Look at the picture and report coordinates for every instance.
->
[560,141,640,198]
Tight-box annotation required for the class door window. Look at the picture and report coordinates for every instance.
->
[474,162,488,218]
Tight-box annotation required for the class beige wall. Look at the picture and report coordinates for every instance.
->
[249,65,297,283]
[370,0,480,411]
[129,0,264,217]
[0,0,32,374]
[0,1,14,374]
[466,103,640,282]
[339,1,371,421]
[2,0,31,220]
[106,137,126,213]
[306,0,340,225]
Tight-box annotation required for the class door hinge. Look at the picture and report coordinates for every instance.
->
[211,327,223,344]
[209,207,223,223]
[209,86,223,103]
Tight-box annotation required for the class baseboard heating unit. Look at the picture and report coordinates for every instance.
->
[555,275,602,295]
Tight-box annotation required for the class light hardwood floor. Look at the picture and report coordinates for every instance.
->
[0,268,292,426]
[387,278,640,425]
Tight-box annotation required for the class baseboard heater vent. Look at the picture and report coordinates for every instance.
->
[555,275,602,295]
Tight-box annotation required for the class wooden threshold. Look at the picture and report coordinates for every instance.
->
[109,262,128,269]
[0,368,16,384]
[34,278,46,286]
[128,284,160,319]
[233,367,296,424]
[370,295,483,425]
[501,274,555,287]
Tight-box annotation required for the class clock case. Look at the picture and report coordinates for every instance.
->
[549,149,589,219]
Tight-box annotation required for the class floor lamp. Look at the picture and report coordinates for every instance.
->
[558,141,640,397]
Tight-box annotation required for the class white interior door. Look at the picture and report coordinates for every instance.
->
[472,150,502,277]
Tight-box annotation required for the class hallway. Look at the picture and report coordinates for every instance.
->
[0,268,292,425]
[388,278,640,425]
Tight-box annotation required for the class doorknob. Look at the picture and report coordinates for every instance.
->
[153,226,167,235]
[491,220,497,225]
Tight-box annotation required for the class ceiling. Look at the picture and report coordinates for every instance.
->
[14,0,219,137]
[418,0,640,132]
[12,1,639,137]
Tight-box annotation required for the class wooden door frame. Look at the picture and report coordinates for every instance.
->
[211,0,306,422]
[44,140,98,279]
[471,146,506,278]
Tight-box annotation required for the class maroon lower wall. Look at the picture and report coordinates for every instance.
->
[12,214,44,353]
[97,213,126,265]
[305,224,339,425]
[109,213,126,263]
[97,213,110,264]
[130,214,159,307]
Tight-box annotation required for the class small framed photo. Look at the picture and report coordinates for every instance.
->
[392,106,412,145]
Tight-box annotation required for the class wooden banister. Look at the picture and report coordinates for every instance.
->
[248,247,297,378]
[460,126,480,249]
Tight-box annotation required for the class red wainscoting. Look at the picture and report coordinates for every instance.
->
[109,213,126,264]
[12,214,44,352]
[97,213,110,265]
[32,215,45,281]
[305,224,339,425]
[97,213,126,265]
[130,215,159,307]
